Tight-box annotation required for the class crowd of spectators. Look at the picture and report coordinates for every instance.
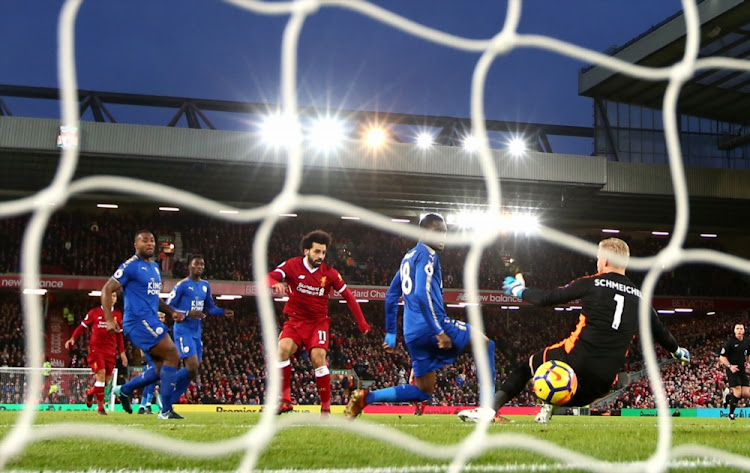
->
[0,210,747,298]
[1,290,745,411]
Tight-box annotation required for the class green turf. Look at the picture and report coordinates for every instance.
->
[0,412,748,472]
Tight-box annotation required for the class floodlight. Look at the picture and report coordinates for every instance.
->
[508,137,526,156]
[416,132,434,149]
[462,135,479,153]
[365,127,386,147]
[260,113,297,148]
[310,118,345,151]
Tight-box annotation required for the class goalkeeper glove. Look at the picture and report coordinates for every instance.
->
[672,347,690,366]
[502,274,526,298]
[384,333,397,348]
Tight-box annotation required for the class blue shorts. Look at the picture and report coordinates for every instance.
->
[173,328,203,361]
[405,318,471,378]
[123,315,169,352]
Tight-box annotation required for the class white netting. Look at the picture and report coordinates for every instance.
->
[2,0,750,472]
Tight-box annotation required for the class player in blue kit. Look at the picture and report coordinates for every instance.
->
[166,255,234,403]
[137,310,166,414]
[137,350,160,414]
[103,229,189,420]
[345,214,498,418]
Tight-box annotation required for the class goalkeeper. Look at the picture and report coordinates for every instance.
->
[459,237,690,424]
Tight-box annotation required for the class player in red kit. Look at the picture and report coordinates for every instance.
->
[268,230,370,418]
[65,292,128,415]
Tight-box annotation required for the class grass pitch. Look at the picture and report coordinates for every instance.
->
[0,412,748,472]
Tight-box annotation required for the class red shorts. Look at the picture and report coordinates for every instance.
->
[87,351,115,376]
[279,316,331,354]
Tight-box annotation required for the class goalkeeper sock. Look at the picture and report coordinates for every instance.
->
[315,366,331,411]
[476,340,497,401]
[494,360,532,411]
[169,368,190,406]
[94,381,106,410]
[121,366,158,396]
[366,385,431,404]
[279,360,292,403]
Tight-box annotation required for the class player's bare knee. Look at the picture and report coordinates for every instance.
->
[310,349,327,368]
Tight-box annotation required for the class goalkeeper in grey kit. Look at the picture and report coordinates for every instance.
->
[459,238,690,424]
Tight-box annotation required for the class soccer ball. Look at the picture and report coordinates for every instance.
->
[532,360,577,406]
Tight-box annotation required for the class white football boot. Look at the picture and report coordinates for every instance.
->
[457,407,496,423]
[534,403,554,424]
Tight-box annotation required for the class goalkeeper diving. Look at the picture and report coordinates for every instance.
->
[459,237,690,424]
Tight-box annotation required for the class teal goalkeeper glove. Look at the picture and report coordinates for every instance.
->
[502,274,526,298]
[672,347,690,366]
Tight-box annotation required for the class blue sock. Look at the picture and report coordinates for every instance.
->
[141,383,155,407]
[121,367,158,396]
[169,368,190,406]
[365,384,431,404]
[478,340,497,399]
[159,365,178,413]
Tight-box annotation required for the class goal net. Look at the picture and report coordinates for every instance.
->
[2,0,750,472]
[0,367,118,412]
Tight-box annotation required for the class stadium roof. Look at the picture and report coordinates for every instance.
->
[2,116,750,231]
[579,0,750,126]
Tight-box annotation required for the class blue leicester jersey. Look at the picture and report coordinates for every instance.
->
[113,255,162,329]
[166,277,224,335]
[385,242,446,340]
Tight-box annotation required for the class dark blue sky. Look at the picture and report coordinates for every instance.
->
[1,1,683,153]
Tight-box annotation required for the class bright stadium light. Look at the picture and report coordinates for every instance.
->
[97,203,118,209]
[652,231,670,236]
[602,228,620,234]
[260,113,298,148]
[508,137,526,157]
[700,233,718,238]
[416,132,434,149]
[499,214,540,234]
[23,289,47,295]
[159,206,179,212]
[310,117,345,151]
[462,135,480,153]
[365,127,387,148]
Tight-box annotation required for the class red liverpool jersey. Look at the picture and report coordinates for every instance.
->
[272,256,347,320]
[77,307,125,355]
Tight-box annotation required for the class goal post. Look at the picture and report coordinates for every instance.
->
[0,367,118,412]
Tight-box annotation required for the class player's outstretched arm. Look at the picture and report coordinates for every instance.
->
[341,287,370,333]
[65,322,88,349]
[509,274,589,307]
[101,278,122,334]
[159,299,184,322]
[203,284,230,317]
[649,309,689,365]
[384,272,402,345]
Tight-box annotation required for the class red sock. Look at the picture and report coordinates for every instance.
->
[316,374,331,411]
[86,386,95,396]
[281,363,292,403]
[94,385,105,410]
